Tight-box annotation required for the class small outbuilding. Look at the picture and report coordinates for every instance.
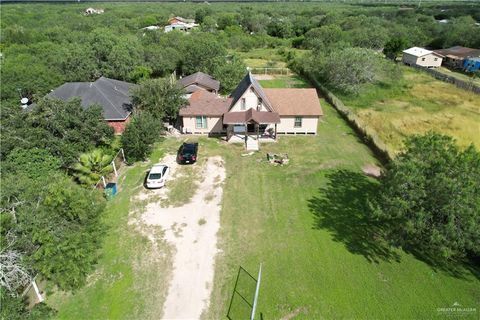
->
[463,57,480,72]
[402,47,443,68]
[434,46,480,69]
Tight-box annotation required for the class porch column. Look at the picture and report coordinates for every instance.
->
[256,123,259,140]
[274,123,277,140]
[244,123,248,144]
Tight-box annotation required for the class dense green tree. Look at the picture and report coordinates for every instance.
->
[217,13,238,30]
[303,25,345,51]
[212,56,247,94]
[131,78,188,123]
[1,172,106,291]
[267,19,294,39]
[1,98,113,166]
[144,46,180,77]
[30,178,106,290]
[0,292,57,320]
[195,7,213,24]
[121,113,162,162]
[307,47,397,94]
[128,65,152,83]
[201,16,218,33]
[105,38,144,80]
[373,133,480,260]
[0,52,64,102]
[58,43,99,82]
[3,148,61,180]
[383,37,409,61]
[181,35,227,75]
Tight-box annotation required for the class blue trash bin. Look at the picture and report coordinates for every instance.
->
[105,183,117,199]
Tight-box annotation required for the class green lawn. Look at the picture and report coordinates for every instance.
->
[204,100,480,319]
[258,75,310,88]
[50,84,480,319]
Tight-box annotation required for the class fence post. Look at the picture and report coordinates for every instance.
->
[32,279,44,303]
[112,160,118,177]
[102,176,106,188]
[121,148,126,162]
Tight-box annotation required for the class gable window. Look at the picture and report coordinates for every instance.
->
[241,98,246,110]
[294,117,302,128]
[434,58,438,61]
[257,97,262,111]
[195,116,207,129]
[421,58,426,61]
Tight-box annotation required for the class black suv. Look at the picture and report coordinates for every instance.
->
[177,142,198,164]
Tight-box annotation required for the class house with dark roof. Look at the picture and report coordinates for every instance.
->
[434,46,480,69]
[44,77,134,134]
[178,72,220,94]
[179,72,323,149]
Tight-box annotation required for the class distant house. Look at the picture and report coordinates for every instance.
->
[164,23,198,33]
[178,72,220,95]
[164,16,198,33]
[168,16,195,25]
[142,25,160,31]
[85,8,104,15]
[402,47,443,68]
[43,77,134,134]
[179,72,323,149]
[434,46,480,69]
[463,57,480,72]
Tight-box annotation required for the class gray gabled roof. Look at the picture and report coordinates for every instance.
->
[46,77,134,121]
[229,72,274,111]
[178,72,220,92]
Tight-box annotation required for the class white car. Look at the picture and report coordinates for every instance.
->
[146,164,170,189]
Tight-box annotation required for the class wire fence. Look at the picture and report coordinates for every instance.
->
[409,64,480,94]
[93,148,127,190]
[250,67,291,76]
[227,265,262,320]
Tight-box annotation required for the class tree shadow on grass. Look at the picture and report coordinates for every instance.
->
[309,170,480,280]
[308,170,400,264]
[404,245,480,281]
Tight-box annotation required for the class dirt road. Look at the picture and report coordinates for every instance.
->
[140,156,226,319]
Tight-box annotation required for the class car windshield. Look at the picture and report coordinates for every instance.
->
[183,145,195,153]
[148,173,162,180]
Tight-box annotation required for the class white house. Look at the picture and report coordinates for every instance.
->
[402,47,443,68]
[179,72,323,150]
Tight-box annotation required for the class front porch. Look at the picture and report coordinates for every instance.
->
[223,109,280,151]
[226,123,277,151]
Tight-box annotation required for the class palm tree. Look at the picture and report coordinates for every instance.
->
[73,149,113,186]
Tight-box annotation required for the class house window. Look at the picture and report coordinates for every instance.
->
[294,117,302,128]
[257,97,262,110]
[434,58,438,61]
[421,58,426,61]
[241,98,246,110]
[195,116,207,129]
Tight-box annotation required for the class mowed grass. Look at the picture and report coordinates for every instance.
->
[235,48,308,69]
[205,103,480,318]
[258,75,310,88]
[339,67,480,154]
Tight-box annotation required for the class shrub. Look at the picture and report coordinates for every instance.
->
[121,113,162,163]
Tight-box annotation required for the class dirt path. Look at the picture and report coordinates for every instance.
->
[141,156,226,319]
